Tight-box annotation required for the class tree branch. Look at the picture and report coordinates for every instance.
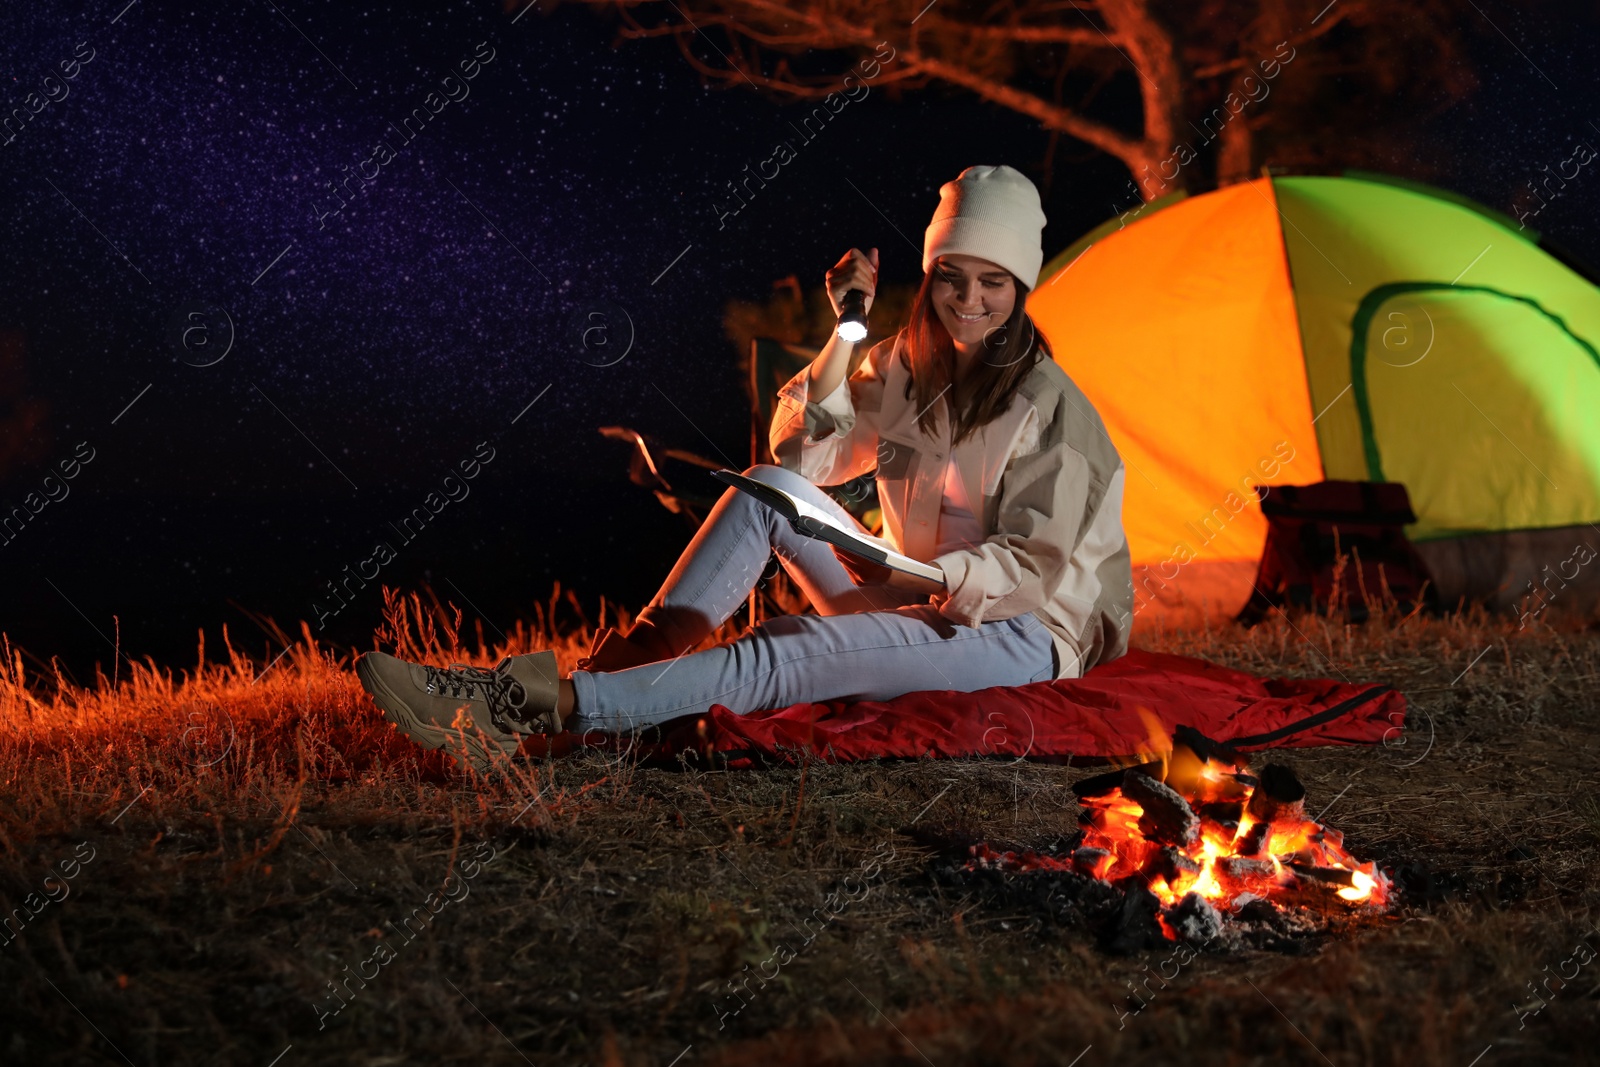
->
[894,48,1145,158]
[1190,0,1367,78]
[591,0,1186,197]
[922,20,1115,45]
[1094,0,1186,193]
[1094,0,1180,116]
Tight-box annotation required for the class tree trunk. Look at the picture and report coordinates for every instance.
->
[1097,0,1190,202]
[1127,143,1179,201]
[1215,0,1291,188]
[1214,65,1257,188]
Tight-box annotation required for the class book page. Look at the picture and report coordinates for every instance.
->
[713,469,945,585]
[783,490,894,553]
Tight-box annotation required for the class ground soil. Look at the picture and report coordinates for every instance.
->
[2,584,1597,1066]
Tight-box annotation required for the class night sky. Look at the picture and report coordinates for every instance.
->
[2,0,1597,681]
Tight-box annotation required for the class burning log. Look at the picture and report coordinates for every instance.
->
[1167,891,1225,944]
[1164,730,1254,802]
[968,725,1391,942]
[1100,882,1168,954]
[1218,856,1276,882]
[1121,770,1201,848]
[1072,760,1163,800]
[1236,820,1270,858]
[1172,724,1243,767]
[1144,846,1202,884]
[1195,800,1244,827]
[1245,763,1306,824]
[1072,846,1113,878]
[1286,862,1355,887]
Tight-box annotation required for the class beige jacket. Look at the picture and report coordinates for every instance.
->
[770,330,1133,679]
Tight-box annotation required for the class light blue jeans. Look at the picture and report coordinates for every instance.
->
[569,464,1058,732]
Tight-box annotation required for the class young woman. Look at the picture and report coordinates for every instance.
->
[355,164,1134,771]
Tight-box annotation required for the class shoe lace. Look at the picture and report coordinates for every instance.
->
[421,661,543,734]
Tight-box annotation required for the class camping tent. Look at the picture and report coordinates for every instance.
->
[1025,170,1600,627]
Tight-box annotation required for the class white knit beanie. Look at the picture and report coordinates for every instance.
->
[922,164,1047,289]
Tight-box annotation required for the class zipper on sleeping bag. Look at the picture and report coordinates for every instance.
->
[1228,683,1395,748]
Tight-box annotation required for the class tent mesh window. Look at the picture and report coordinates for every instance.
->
[1235,480,1438,625]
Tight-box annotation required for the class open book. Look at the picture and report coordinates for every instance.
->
[711,468,947,586]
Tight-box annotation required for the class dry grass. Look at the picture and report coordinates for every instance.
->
[1,577,1598,1067]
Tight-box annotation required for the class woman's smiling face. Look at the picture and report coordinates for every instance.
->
[930,253,1017,351]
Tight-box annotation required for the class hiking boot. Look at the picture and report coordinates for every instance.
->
[355,650,561,772]
[574,626,668,673]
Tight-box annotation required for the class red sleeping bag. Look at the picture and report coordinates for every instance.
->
[624,648,1405,768]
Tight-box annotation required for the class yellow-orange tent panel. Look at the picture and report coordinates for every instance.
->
[1028,178,1324,616]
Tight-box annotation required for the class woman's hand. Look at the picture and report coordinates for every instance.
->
[825,246,879,318]
[831,546,949,599]
[888,569,951,599]
[807,247,879,398]
[831,545,892,586]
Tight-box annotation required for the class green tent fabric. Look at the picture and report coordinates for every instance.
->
[1278,174,1600,543]
[1026,170,1600,621]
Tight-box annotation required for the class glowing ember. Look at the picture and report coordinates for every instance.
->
[969,727,1390,937]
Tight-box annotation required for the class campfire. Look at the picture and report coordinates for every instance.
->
[970,726,1390,942]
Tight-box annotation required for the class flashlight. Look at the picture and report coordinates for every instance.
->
[836,288,869,343]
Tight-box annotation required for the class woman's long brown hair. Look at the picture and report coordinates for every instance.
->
[897,266,1051,447]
